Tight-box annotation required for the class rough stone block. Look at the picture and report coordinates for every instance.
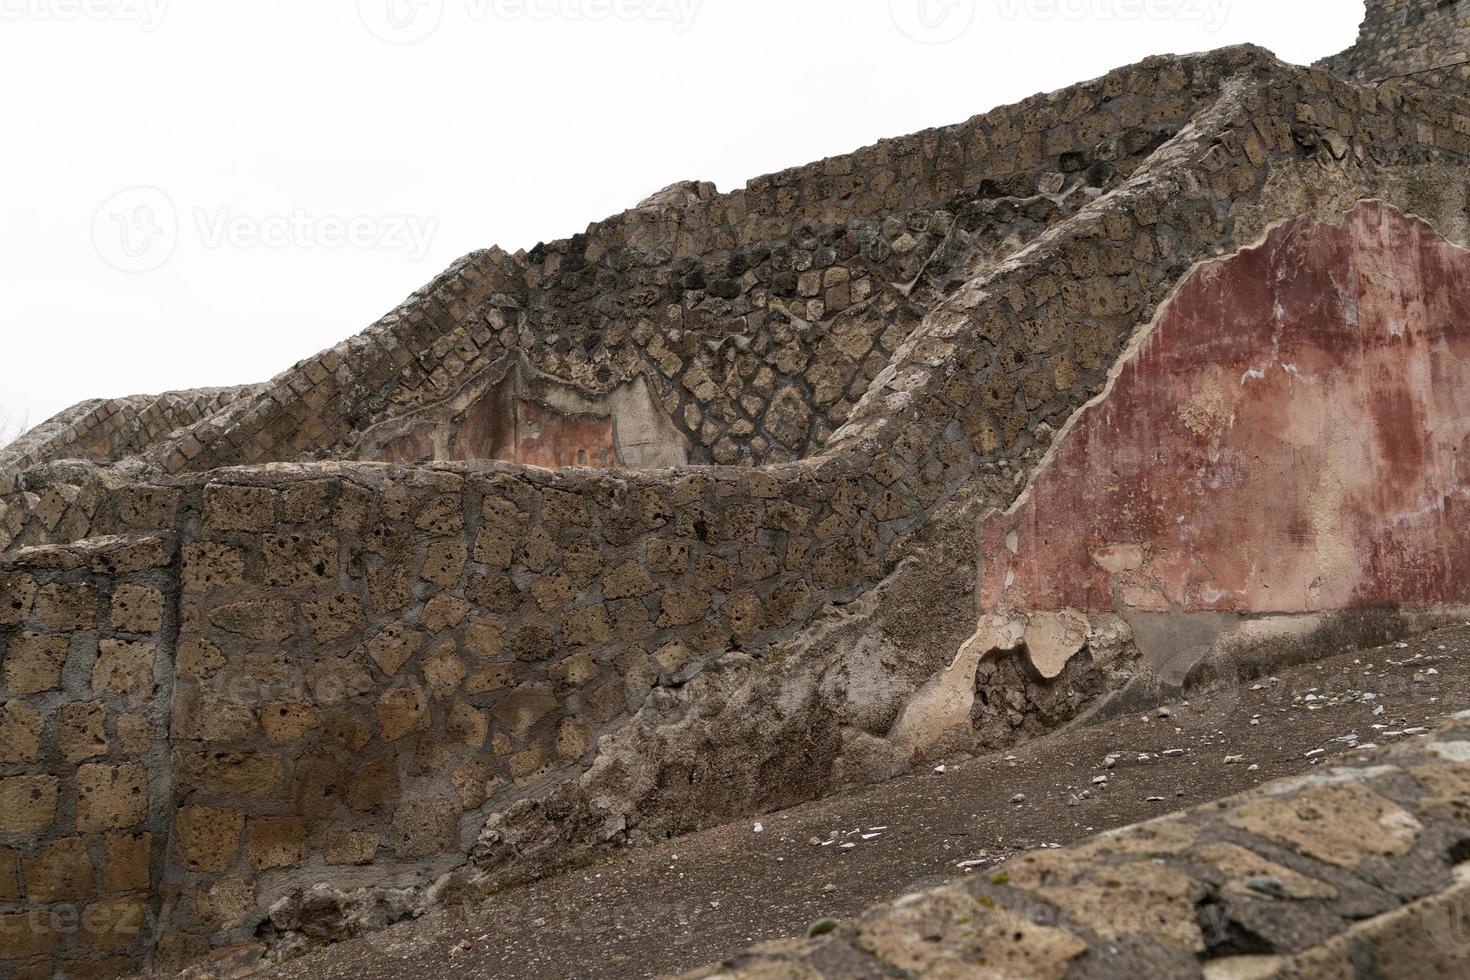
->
[208,598,296,642]
[3,632,69,694]
[490,683,558,735]
[423,645,466,701]
[76,762,148,832]
[181,542,246,592]
[347,758,400,812]
[392,800,459,859]
[34,582,101,631]
[24,837,95,902]
[603,562,657,600]
[0,775,58,835]
[110,584,164,634]
[0,571,36,626]
[91,639,156,700]
[0,701,43,764]
[0,849,16,903]
[326,831,380,866]
[203,484,277,532]
[176,752,284,798]
[260,701,319,742]
[419,594,470,634]
[263,532,339,587]
[246,817,307,871]
[174,805,245,872]
[102,832,152,893]
[303,593,365,644]
[420,540,467,587]
[196,878,255,929]
[57,700,109,763]
[377,687,428,742]
[0,910,61,960]
[367,623,425,676]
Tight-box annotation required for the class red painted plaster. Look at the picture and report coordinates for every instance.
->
[981,202,1470,617]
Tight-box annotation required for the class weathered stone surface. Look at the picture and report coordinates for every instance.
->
[76,763,149,832]
[110,583,164,633]
[92,639,155,699]
[0,700,43,764]
[392,800,459,859]
[23,837,96,902]
[57,700,108,763]
[102,832,152,893]
[3,632,69,694]
[247,817,308,871]
[174,805,245,872]
[3,13,1470,978]
[0,775,59,835]
[204,484,277,532]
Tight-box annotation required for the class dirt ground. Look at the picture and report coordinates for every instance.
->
[259,624,1470,980]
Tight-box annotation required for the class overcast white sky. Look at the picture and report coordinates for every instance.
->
[0,0,1362,438]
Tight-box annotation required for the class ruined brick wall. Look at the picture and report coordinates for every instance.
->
[0,537,176,978]
[5,53,1234,481]
[1320,0,1470,82]
[5,33,1470,980]
[0,386,261,489]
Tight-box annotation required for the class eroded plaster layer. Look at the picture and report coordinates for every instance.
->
[356,358,688,470]
[982,202,1470,627]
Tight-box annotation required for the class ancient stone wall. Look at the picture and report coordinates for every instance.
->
[5,30,1470,979]
[1321,0,1469,83]
[0,52,1238,483]
[0,386,260,490]
[0,536,176,979]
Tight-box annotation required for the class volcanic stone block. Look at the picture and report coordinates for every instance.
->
[377,687,428,742]
[110,584,164,634]
[0,572,36,626]
[91,639,156,699]
[247,817,307,871]
[34,582,101,630]
[79,896,146,949]
[24,837,95,902]
[76,762,149,832]
[0,776,59,835]
[102,832,152,893]
[491,683,558,735]
[0,910,61,960]
[392,800,459,859]
[203,484,277,532]
[4,632,69,694]
[174,806,245,872]
[56,700,108,763]
[0,701,43,764]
